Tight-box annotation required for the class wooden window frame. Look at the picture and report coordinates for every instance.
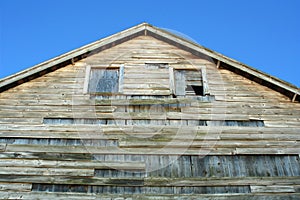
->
[83,64,124,95]
[172,66,210,96]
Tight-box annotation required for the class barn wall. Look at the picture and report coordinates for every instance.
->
[0,35,299,199]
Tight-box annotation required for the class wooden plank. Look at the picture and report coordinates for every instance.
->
[4,129,299,141]
[0,167,94,176]
[123,78,170,84]
[220,133,300,141]
[5,144,236,155]
[83,65,90,93]
[1,124,300,135]
[0,144,5,152]
[95,97,212,105]
[145,176,300,187]
[0,159,145,171]
[44,112,251,120]
[0,183,32,192]
[0,191,95,200]
[124,73,169,79]
[0,131,120,140]
[118,64,124,93]
[174,70,186,96]
[119,140,299,148]
[123,83,169,89]
[250,185,295,193]
[0,152,93,161]
[122,89,170,96]
[0,175,144,186]
[169,67,175,95]
[236,147,300,155]
[0,175,299,187]
[0,191,299,200]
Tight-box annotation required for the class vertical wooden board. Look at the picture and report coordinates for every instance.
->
[202,67,210,95]
[274,156,286,176]
[83,65,91,93]
[290,155,300,176]
[169,67,175,95]
[181,156,192,177]
[118,64,125,92]
[233,156,244,177]
[171,156,181,178]
[174,70,186,96]
[282,156,294,176]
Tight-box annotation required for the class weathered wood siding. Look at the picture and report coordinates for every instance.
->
[0,35,299,199]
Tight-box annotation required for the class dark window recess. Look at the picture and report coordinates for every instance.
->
[186,85,204,96]
[88,68,119,93]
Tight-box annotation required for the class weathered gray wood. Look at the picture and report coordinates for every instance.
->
[0,159,145,171]
[0,152,93,160]
[0,191,298,200]
[0,183,32,192]
[88,68,119,93]
[0,24,300,198]
[95,97,212,105]
[4,144,235,155]
[174,70,185,96]
[144,176,300,187]
[0,144,5,152]
[250,185,295,193]
[0,175,299,187]
[0,175,144,186]
[202,67,210,95]
[0,167,94,176]
[118,64,124,93]
[119,140,299,148]
[145,24,300,96]
[169,67,175,95]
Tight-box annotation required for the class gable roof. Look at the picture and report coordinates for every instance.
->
[0,22,299,102]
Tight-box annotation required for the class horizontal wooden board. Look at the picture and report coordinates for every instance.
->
[1,124,300,135]
[250,185,295,193]
[0,167,94,176]
[0,159,145,170]
[119,140,299,149]
[0,183,32,192]
[0,176,299,187]
[0,152,93,161]
[4,144,235,155]
[0,192,299,200]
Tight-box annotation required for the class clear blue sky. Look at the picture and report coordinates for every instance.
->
[0,0,299,87]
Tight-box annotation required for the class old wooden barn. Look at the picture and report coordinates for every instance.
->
[0,23,299,199]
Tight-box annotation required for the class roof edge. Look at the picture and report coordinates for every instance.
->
[145,25,300,97]
[0,22,147,88]
[0,22,299,100]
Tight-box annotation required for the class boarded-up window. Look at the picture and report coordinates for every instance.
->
[88,69,119,93]
[174,70,203,96]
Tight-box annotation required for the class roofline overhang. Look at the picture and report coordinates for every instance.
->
[0,22,299,101]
